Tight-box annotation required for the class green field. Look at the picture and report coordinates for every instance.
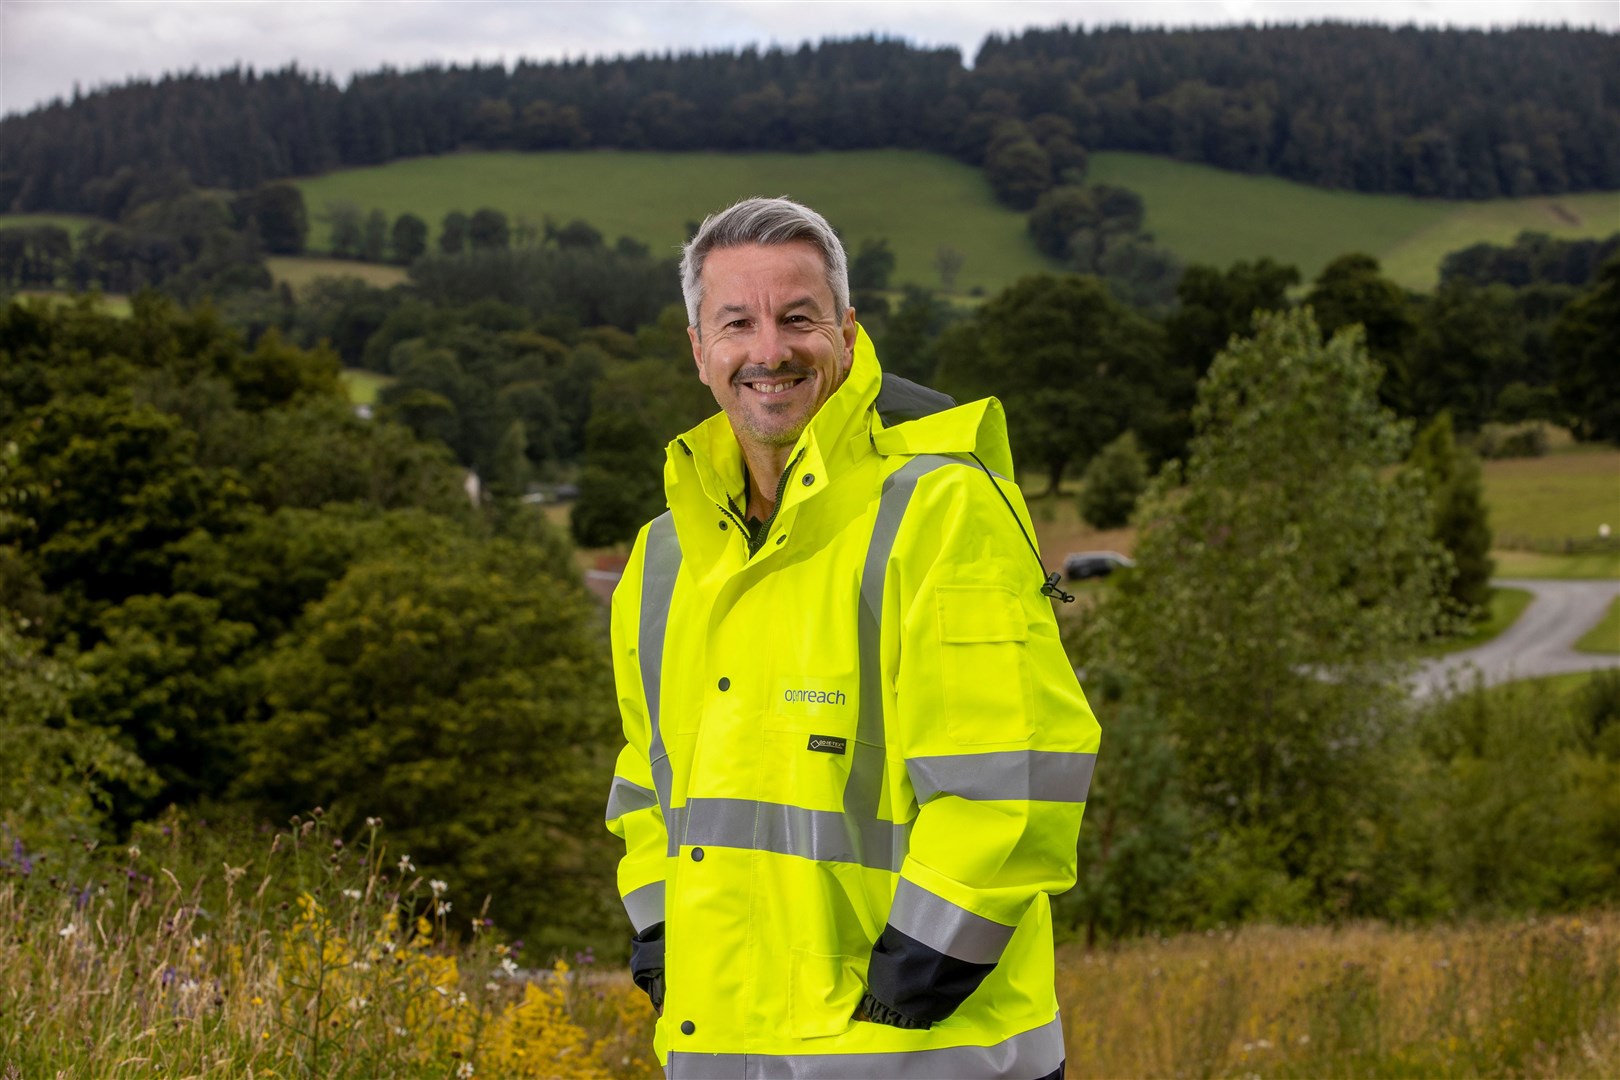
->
[291,150,1619,295]
[291,150,1053,295]
[0,212,101,237]
[1482,448,1620,550]
[266,255,408,291]
[1086,153,1620,290]
[340,367,395,406]
[1576,597,1620,654]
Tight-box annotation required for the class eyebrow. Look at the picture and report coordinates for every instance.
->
[710,296,822,323]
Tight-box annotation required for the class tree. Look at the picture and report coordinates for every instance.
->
[934,273,1168,493]
[238,538,621,950]
[1078,430,1147,529]
[389,212,428,264]
[1552,255,1620,442]
[850,238,897,292]
[1114,309,1450,914]
[933,245,965,291]
[468,208,511,251]
[325,201,363,259]
[1307,254,1417,413]
[439,210,469,255]
[1409,412,1495,615]
[233,183,308,255]
[360,209,389,262]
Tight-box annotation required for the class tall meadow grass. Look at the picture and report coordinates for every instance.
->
[0,810,657,1078]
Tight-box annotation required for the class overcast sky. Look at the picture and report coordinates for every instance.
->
[2,0,1615,118]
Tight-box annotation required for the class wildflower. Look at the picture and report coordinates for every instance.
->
[342,888,363,901]
[262,1031,270,1040]
[436,901,452,916]
[398,854,415,873]
[457,1063,475,1078]
[127,845,140,859]
[251,996,264,1006]
[394,1026,408,1037]
[58,924,76,939]
[366,816,382,828]
[429,878,448,896]
[485,981,499,992]
[500,957,519,978]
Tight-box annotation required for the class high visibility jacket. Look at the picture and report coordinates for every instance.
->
[606,326,1100,1078]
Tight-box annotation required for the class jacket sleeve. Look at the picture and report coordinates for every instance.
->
[864,465,1100,1026]
[605,528,669,1003]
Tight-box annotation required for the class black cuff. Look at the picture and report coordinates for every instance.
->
[866,923,996,1024]
[856,990,932,1030]
[629,922,665,1010]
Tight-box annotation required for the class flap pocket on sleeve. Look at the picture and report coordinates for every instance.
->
[937,585,1033,745]
[937,585,1029,644]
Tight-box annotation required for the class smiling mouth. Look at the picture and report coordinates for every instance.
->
[737,371,811,398]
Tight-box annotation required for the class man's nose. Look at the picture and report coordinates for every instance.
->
[752,322,792,366]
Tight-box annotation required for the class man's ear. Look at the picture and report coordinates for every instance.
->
[688,324,710,387]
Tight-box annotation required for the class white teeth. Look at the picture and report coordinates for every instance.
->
[752,380,798,394]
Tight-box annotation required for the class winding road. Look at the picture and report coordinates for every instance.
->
[1411,578,1620,697]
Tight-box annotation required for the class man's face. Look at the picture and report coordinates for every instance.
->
[688,240,856,454]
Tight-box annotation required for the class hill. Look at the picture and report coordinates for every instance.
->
[288,150,1620,294]
[291,149,1055,295]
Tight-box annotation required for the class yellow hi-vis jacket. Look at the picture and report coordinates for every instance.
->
[606,327,1100,1078]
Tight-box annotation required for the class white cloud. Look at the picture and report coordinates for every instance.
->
[2,0,1614,117]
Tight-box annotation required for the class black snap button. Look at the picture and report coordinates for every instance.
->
[691,847,704,862]
[718,520,728,531]
[802,473,815,486]
[718,677,730,691]
[681,1020,695,1035]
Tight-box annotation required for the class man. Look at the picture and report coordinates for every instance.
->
[606,197,1100,1078]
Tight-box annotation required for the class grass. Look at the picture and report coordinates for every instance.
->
[267,255,408,291]
[291,149,1054,295]
[1575,597,1620,654]
[1060,916,1620,1078]
[1482,447,1620,551]
[341,368,396,407]
[0,810,656,1078]
[0,211,102,237]
[1493,549,1620,581]
[1417,586,1535,657]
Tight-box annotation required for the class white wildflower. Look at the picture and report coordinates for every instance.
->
[58,924,76,939]
[500,957,519,978]
[429,878,448,896]
[485,981,499,992]
[436,901,452,916]
[342,888,363,901]
[456,1063,475,1079]
[398,854,415,873]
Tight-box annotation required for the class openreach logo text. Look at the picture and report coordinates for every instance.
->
[783,688,847,706]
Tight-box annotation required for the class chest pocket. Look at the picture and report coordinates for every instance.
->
[938,584,1034,745]
[765,676,859,811]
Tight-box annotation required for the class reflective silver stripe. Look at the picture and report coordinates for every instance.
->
[605,777,659,822]
[666,1013,1064,1079]
[908,750,1097,805]
[674,797,908,872]
[887,878,1015,965]
[849,454,974,864]
[621,880,665,934]
[639,511,680,848]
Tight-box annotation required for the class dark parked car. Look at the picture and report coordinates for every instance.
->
[1063,551,1136,580]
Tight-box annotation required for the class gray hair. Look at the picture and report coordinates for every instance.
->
[680,197,850,333]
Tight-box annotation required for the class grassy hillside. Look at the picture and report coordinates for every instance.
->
[1483,446,1620,552]
[0,212,100,237]
[291,150,1054,295]
[1087,153,1620,289]
[290,150,1619,295]
[266,255,407,291]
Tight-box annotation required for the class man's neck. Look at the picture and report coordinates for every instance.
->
[741,443,793,523]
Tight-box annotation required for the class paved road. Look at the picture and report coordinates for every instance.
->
[1411,577,1620,697]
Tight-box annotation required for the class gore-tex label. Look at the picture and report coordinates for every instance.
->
[807,735,848,755]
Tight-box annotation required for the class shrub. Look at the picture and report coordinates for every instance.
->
[1475,420,1550,459]
[1078,431,1147,529]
